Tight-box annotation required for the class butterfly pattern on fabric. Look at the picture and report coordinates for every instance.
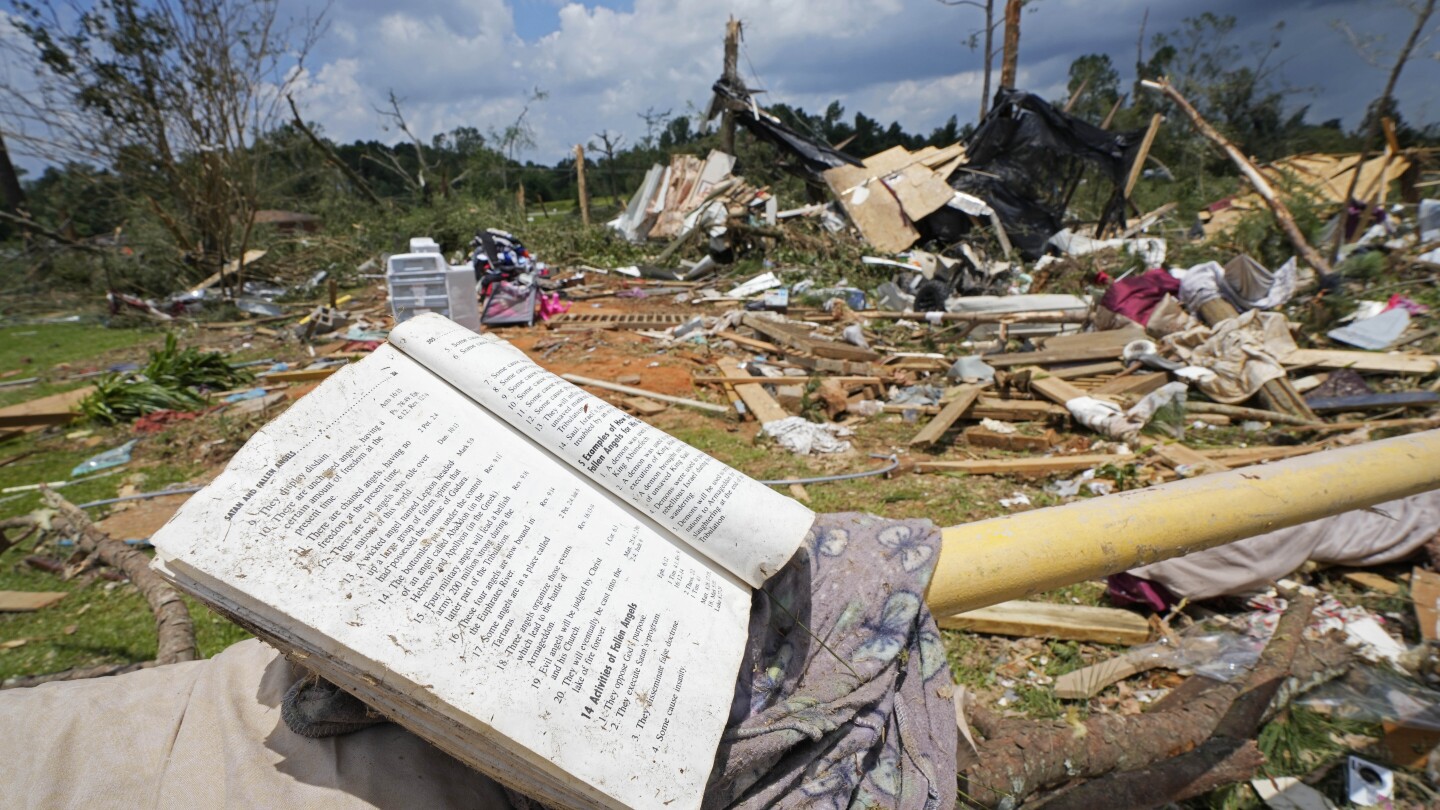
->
[703,512,955,810]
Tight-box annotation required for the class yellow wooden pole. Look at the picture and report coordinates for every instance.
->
[928,429,1440,617]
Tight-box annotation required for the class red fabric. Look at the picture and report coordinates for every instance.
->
[133,409,200,434]
[1098,268,1180,326]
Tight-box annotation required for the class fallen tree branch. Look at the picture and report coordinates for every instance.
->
[287,94,386,208]
[1,661,155,690]
[1141,78,1333,279]
[40,486,196,666]
[959,593,1317,807]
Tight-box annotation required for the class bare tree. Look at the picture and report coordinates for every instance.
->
[938,0,999,119]
[636,106,672,150]
[488,87,547,191]
[588,130,625,206]
[1,0,326,287]
[374,91,433,201]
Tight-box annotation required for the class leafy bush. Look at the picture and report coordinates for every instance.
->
[79,333,254,424]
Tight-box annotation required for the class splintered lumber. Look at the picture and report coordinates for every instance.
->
[917,454,1126,475]
[1022,368,1089,406]
[1284,348,1440,375]
[908,385,984,446]
[713,358,789,424]
[984,329,1143,368]
[1091,372,1170,398]
[618,396,668,417]
[1151,442,1230,475]
[560,374,727,415]
[1413,568,1440,641]
[1339,571,1401,596]
[972,398,1069,421]
[1184,401,1317,426]
[939,600,1152,645]
[0,591,67,612]
[260,367,344,384]
[1201,444,1326,465]
[964,426,1058,451]
[860,310,1088,324]
[713,330,782,354]
[1053,653,1170,700]
[928,429,1440,618]
[741,314,881,362]
[1048,361,1127,380]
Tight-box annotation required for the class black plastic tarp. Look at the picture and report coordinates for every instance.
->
[710,81,862,183]
[950,88,1147,258]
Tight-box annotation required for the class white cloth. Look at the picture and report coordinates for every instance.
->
[0,639,511,809]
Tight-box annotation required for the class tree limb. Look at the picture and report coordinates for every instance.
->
[286,94,385,207]
[1141,78,1334,278]
[40,486,197,667]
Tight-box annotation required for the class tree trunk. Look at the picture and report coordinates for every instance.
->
[979,0,995,118]
[575,144,590,227]
[999,0,1021,89]
[720,17,742,155]
[958,593,1316,807]
[41,486,197,666]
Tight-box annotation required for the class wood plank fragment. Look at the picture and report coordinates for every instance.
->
[939,600,1152,645]
[917,454,1126,475]
[1339,571,1400,596]
[1284,348,1439,375]
[963,426,1058,451]
[909,385,983,446]
[0,590,68,612]
[1412,568,1440,642]
[1151,442,1231,475]
[715,358,789,425]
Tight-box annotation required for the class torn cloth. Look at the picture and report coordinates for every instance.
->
[1122,489,1440,601]
[1098,268,1180,326]
[1161,310,1296,404]
[1177,256,1297,313]
[763,416,854,455]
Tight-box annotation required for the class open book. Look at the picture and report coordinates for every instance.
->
[150,313,815,809]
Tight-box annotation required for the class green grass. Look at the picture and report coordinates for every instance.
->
[0,322,165,409]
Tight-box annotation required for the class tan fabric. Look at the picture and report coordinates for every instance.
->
[1130,490,1440,600]
[0,638,512,809]
[1144,294,1202,338]
[1161,310,1296,404]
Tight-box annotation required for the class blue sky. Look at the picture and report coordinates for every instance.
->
[3,0,1437,172]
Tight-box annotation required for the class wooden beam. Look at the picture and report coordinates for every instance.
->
[714,358,789,424]
[561,374,727,414]
[909,385,985,446]
[1091,372,1169,398]
[916,454,1127,475]
[1150,442,1230,475]
[1123,113,1163,199]
[1283,348,1439,375]
[939,600,1152,645]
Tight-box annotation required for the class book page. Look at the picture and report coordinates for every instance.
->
[150,346,750,810]
[389,313,814,587]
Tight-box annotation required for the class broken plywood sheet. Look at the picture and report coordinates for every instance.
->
[824,146,960,253]
[0,386,93,430]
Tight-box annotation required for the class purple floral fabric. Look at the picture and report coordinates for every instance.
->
[702,512,956,810]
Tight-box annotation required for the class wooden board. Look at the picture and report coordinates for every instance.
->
[908,385,984,446]
[985,329,1144,368]
[916,454,1127,475]
[1412,567,1440,641]
[715,358,789,425]
[1151,442,1231,475]
[0,590,67,612]
[741,315,882,363]
[963,426,1058,451]
[1202,445,1325,465]
[260,367,344,384]
[0,386,93,430]
[939,600,1152,645]
[1091,372,1170,398]
[714,330,783,354]
[971,398,1069,421]
[1283,349,1439,375]
[1339,571,1401,596]
[1048,361,1128,380]
[618,396,668,417]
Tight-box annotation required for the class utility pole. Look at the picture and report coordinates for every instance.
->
[720,16,742,155]
[1000,0,1021,89]
[574,145,590,227]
